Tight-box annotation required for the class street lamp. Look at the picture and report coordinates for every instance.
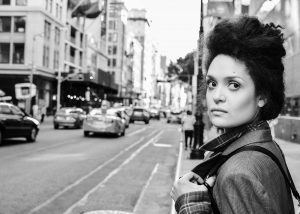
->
[191,0,205,159]
[28,32,44,114]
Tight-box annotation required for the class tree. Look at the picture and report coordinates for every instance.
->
[178,52,195,84]
[167,51,195,85]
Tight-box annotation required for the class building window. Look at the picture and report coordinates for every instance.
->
[44,20,51,40]
[49,0,53,13]
[14,16,26,32]
[59,6,62,19]
[0,17,11,32]
[0,43,10,63]
[16,0,26,6]
[54,27,60,45]
[107,59,111,66]
[112,33,118,42]
[55,3,59,17]
[0,0,10,5]
[54,50,59,69]
[112,58,116,67]
[108,20,116,30]
[108,46,112,55]
[43,45,50,67]
[113,46,117,55]
[108,33,112,42]
[13,43,24,64]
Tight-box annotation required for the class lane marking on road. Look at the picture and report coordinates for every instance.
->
[81,210,133,214]
[126,127,147,137]
[28,135,146,214]
[63,131,164,214]
[153,143,172,148]
[133,163,159,213]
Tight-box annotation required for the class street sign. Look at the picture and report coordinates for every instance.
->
[15,83,36,99]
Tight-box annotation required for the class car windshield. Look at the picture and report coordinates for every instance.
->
[57,108,80,114]
[133,108,143,112]
[90,108,117,117]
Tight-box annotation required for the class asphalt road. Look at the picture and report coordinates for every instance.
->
[1,117,300,214]
[0,118,181,214]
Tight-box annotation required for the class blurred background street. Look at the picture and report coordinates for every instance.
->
[1,0,300,213]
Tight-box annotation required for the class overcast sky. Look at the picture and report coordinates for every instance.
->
[124,0,201,62]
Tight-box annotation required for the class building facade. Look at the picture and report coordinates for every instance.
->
[0,0,66,114]
[0,0,118,114]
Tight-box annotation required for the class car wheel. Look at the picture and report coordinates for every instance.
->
[54,124,59,129]
[84,131,89,137]
[121,128,125,136]
[145,120,149,124]
[167,120,170,123]
[27,127,37,142]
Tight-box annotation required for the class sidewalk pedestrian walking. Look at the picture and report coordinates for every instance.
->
[181,110,196,150]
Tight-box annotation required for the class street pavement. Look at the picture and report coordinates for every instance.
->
[2,116,299,214]
[0,116,181,214]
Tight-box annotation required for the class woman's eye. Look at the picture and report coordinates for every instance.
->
[206,80,216,88]
[228,82,240,90]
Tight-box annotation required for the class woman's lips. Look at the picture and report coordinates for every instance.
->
[210,108,227,115]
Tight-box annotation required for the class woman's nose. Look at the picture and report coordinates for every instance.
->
[212,87,226,103]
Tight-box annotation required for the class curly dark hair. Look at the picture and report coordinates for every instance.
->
[204,16,286,120]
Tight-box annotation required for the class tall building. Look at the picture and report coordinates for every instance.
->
[106,0,128,97]
[0,0,119,113]
[127,9,152,101]
[62,0,118,108]
[0,0,66,113]
[125,31,142,100]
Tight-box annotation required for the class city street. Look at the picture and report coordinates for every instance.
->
[0,118,181,214]
[1,117,300,214]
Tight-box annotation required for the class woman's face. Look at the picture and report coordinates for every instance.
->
[206,54,261,129]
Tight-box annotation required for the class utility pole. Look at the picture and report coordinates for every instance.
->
[190,0,205,159]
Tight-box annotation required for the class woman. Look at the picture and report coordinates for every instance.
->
[171,16,296,213]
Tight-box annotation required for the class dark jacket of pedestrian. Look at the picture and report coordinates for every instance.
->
[175,121,294,213]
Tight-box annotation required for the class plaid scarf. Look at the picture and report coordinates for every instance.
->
[192,120,270,178]
[201,120,269,153]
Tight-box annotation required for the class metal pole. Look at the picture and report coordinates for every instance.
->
[28,36,36,115]
[190,0,205,159]
[56,27,66,113]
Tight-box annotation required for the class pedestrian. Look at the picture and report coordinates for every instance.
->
[40,105,46,123]
[171,16,299,213]
[181,110,196,150]
[32,103,39,120]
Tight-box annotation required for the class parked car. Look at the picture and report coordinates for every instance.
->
[53,107,86,129]
[130,107,150,124]
[83,108,126,137]
[0,102,40,144]
[149,107,160,120]
[167,110,183,124]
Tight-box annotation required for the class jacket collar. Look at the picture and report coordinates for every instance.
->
[200,120,270,154]
[222,129,273,155]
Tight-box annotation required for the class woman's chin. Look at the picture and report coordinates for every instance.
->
[210,119,233,129]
